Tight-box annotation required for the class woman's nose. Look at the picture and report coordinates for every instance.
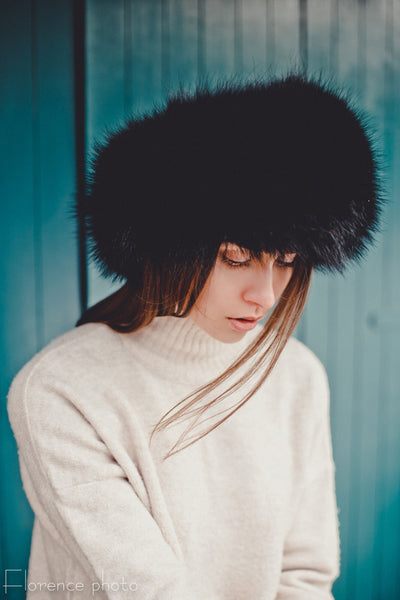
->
[242,266,277,311]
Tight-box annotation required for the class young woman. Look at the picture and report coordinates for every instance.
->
[8,74,383,599]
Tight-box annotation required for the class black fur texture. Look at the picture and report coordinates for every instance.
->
[77,73,384,282]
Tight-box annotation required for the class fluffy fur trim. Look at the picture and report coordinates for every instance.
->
[77,73,384,281]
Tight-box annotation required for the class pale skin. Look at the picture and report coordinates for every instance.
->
[188,242,296,343]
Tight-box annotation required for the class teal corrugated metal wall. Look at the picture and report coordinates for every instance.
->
[1,1,399,598]
[1,1,79,599]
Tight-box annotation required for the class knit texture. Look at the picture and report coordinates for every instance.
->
[7,316,340,599]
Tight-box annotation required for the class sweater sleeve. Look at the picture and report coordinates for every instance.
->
[276,364,341,599]
[7,362,206,600]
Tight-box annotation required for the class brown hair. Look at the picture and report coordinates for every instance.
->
[77,248,313,459]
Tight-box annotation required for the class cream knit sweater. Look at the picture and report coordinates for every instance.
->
[7,316,340,599]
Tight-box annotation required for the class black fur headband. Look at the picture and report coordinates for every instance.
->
[78,74,384,282]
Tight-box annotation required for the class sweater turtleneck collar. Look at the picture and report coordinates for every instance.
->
[120,315,264,383]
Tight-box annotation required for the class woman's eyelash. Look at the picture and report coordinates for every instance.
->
[221,255,296,269]
[222,257,251,268]
[275,258,297,268]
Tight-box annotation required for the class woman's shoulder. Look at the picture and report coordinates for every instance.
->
[8,323,122,397]
[274,334,330,395]
[282,335,327,371]
[7,323,129,437]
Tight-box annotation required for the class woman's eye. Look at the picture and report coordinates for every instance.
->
[276,260,295,268]
[220,250,297,269]
[221,256,251,268]
[276,254,297,268]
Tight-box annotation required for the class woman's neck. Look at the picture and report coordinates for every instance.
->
[119,314,263,384]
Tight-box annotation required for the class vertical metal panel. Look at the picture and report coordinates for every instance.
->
[74,0,88,314]
[0,2,36,588]
[128,0,163,111]
[86,0,125,139]
[375,1,400,596]
[271,0,300,75]
[1,0,78,597]
[308,0,333,73]
[167,0,198,88]
[85,0,126,307]
[299,0,308,72]
[203,0,236,77]
[266,0,276,67]
[342,3,388,599]
[34,1,79,342]
[326,2,360,595]
[242,0,268,75]
[347,3,371,596]
[233,0,244,73]
[197,0,207,78]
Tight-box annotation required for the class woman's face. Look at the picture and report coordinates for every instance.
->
[188,243,296,343]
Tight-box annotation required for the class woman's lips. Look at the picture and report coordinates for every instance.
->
[227,317,260,331]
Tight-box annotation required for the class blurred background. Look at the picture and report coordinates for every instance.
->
[1,1,399,598]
